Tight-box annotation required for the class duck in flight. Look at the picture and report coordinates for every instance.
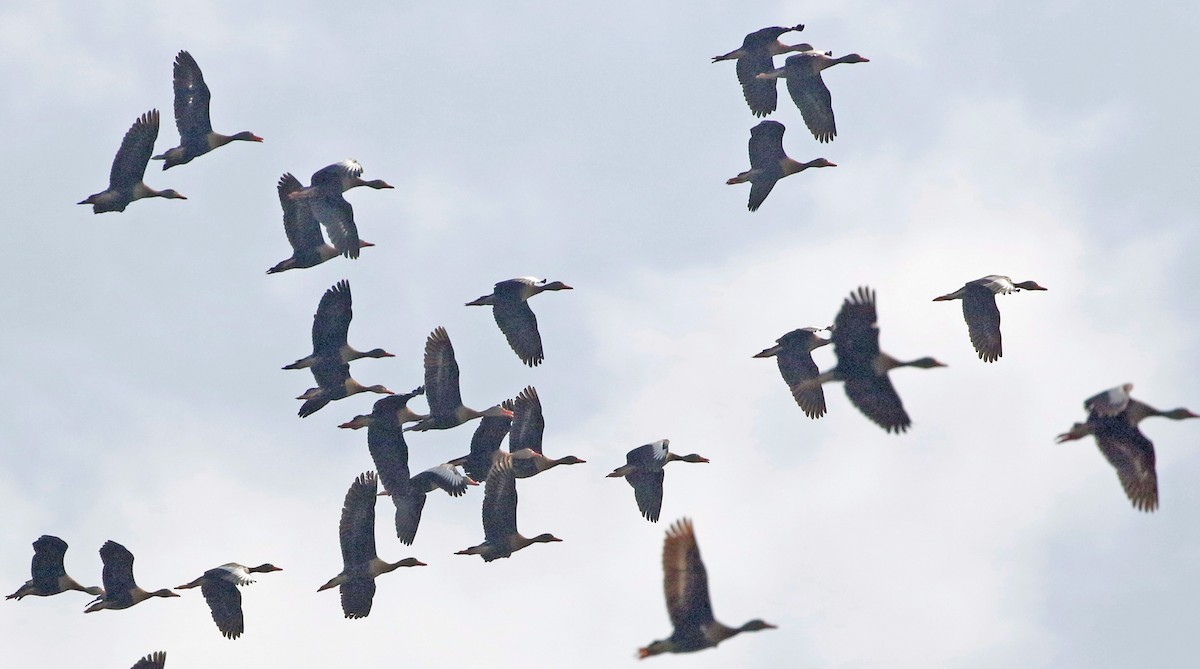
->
[152,51,263,169]
[79,110,186,213]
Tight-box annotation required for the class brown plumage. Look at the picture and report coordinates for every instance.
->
[84,541,179,612]
[6,535,103,600]
[754,327,831,418]
[1056,384,1198,512]
[638,518,776,658]
[283,280,394,370]
[726,121,835,211]
[712,25,809,117]
[455,452,562,561]
[287,160,393,259]
[466,277,573,366]
[757,52,871,142]
[79,110,186,213]
[932,275,1047,362]
[176,562,282,639]
[607,440,708,522]
[295,358,393,418]
[268,173,374,273]
[405,327,513,431]
[507,386,586,478]
[152,51,263,169]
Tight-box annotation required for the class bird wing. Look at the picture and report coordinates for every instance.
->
[748,121,788,170]
[312,280,354,357]
[492,299,544,367]
[340,577,376,619]
[31,535,69,584]
[737,50,779,117]
[844,375,911,433]
[171,51,213,141]
[1093,417,1159,511]
[482,453,518,542]
[747,179,778,212]
[366,413,411,496]
[413,464,475,496]
[99,540,138,595]
[423,327,464,416]
[130,652,167,669]
[962,284,1002,362]
[832,286,882,375]
[465,406,513,480]
[277,173,325,251]
[1085,385,1132,417]
[662,518,714,633]
[785,68,836,142]
[108,110,159,190]
[775,349,826,418]
[627,469,665,522]
[390,489,426,546]
[199,577,244,639]
[309,195,360,259]
[508,386,545,453]
[339,472,378,567]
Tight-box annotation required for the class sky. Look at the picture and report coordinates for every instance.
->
[2,1,1199,667]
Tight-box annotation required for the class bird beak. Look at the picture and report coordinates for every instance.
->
[338,415,371,429]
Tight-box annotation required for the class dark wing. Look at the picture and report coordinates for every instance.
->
[31,535,69,586]
[312,280,353,357]
[508,386,545,454]
[339,472,378,566]
[130,652,167,669]
[108,110,159,190]
[662,518,714,633]
[390,489,426,546]
[748,179,778,212]
[424,327,464,416]
[367,417,410,498]
[748,121,788,171]
[785,68,836,142]
[774,349,826,418]
[627,469,665,522]
[962,284,1002,362]
[492,299,544,367]
[171,51,213,141]
[199,578,244,639]
[831,287,882,378]
[277,173,325,251]
[844,376,911,433]
[297,360,350,417]
[736,50,778,117]
[481,453,518,543]
[464,406,512,480]
[1093,417,1159,512]
[625,441,666,468]
[99,540,138,596]
[310,195,359,259]
[340,578,376,619]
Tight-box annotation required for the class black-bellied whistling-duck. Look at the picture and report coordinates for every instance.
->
[466,277,573,367]
[932,275,1047,362]
[754,326,831,418]
[638,518,776,658]
[340,390,476,545]
[130,651,166,669]
[1056,383,1198,512]
[757,51,870,142]
[151,51,262,169]
[712,25,809,117]
[726,121,835,211]
[607,440,709,523]
[284,280,394,370]
[176,562,281,639]
[268,173,374,274]
[800,287,945,433]
[6,535,103,600]
[83,541,179,612]
[79,110,186,213]
[288,160,392,259]
[455,452,562,562]
[505,386,585,478]
[448,397,515,482]
[296,358,393,418]
[318,472,425,619]
[405,327,513,431]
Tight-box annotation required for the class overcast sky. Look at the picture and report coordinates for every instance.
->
[2,1,1199,667]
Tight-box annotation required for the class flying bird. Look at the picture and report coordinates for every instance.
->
[288,160,393,259]
[6,535,103,600]
[151,50,263,169]
[268,173,375,274]
[726,121,835,211]
[318,472,426,619]
[449,397,515,482]
[607,440,709,523]
[1056,383,1198,512]
[757,51,871,142]
[506,386,586,478]
[637,518,776,658]
[79,110,186,213]
[296,358,393,418]
[84,541,180,612]
[130,652,166,669]
[712,25,809,117]
[176,562,282,639]
[455,452,562,561]
[800,287,946,433]
[405,327,513,431]
[283,280,394,370]
[932,275,1047,362]
[466,277,574,366]
[754,326,831,418]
